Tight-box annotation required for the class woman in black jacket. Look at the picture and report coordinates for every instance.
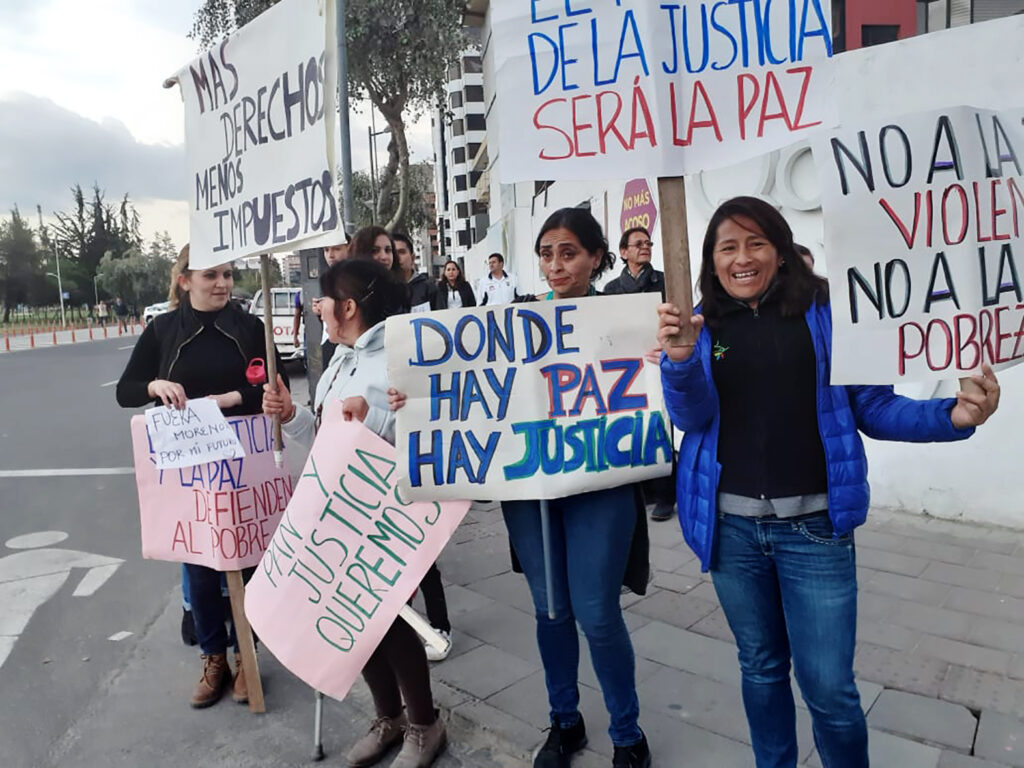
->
[116,245,286,709]
[431,260,476,310]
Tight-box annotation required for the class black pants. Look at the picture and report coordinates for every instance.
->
[362,618,436,725]
[321,339,337,369]
[643,452,677,507]
[418,564,450,633]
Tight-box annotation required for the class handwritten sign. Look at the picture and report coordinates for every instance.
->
[244,411,471,701]
[491,1,836,183]
[385,293,671,501]
[131,414,292,570]
[813,105,1024,385]
[175,0,342,269]
[145,399,244,470]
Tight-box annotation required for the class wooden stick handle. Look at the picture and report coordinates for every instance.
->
[259,254,285,468]
[657,177,697,347]
[226,570,265,714]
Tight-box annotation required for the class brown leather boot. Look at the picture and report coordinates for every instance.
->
[190,653,229,708]
[346,713,407,767]
[232,653,248,704]
[390,712,446,768]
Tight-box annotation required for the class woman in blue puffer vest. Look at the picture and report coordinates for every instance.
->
[657,197,1001,768]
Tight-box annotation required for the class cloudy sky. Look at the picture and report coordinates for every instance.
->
[0,0,434,250]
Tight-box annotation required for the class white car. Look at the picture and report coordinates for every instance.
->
[143,301,170,324]
[250,287,305,364]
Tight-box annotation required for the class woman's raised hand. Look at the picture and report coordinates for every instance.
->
[341,396,369,423]
[262,374,295,420]
[148,379,187,409]
[657,303,704,362]
[387,387,407,412]
[951,364,1001,429]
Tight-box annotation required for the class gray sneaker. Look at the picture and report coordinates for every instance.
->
[390,712,447,768]
[346,713,407,767]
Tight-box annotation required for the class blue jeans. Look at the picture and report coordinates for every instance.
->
[502,486,642,747]
[711,513,867,768]
[185,564,251,655]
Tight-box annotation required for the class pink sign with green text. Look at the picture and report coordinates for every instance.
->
[244,407,471,701]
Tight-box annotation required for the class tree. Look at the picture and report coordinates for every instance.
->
[233,262,281,298]
[147,231,179,263]
[95,250,173,309]
[190,0,465,231]
[0,208,45,322]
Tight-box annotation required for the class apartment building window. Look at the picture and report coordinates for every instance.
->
[861,24,899,47]
[466,113,486,131]
[455,203,469,218]
[463,56,483,73]
[465,85,484,102]
[450,91,463,109]
[452,119,464,137]
[471,200,489,215]
[455,175,468,191]
[468,142,482,159]
[452,146,466,164]
[447,62,461,80]
[457,230,470,246]
[469,171,482,186]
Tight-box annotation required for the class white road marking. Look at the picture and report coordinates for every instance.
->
[73,563,121,596]
[0,636,14,669]
[100,380,118,387]
[108,631,133,642]
[0,468,135,478]
[6,531,68,549]
[118,345,133,350]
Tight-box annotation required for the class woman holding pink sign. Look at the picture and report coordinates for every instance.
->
[116,245,286,709]
[262,258,447,768]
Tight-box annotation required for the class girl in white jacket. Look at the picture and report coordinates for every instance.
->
[262,259,445,768]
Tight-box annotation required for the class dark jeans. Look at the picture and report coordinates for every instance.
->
[711,513,866,768]
[419,563,451,633]
[185,564,255,656]
[362,618,436,726]
[502,486,642,747]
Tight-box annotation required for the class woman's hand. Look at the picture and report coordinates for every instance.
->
[341,396,369,423]
[657,303,704,362]
[207,391,242,410]
[262,374,295,421]
[951,364,1000,429]
[148,379,187,409]
[387,388,407,412]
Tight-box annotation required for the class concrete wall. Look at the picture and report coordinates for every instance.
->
[844,0,917,48]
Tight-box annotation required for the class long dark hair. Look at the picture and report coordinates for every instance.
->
[349,226,402,274]
[534,207,615,281]
[698,196,827,323]
[320,259,407,329]
[438,260,468,288]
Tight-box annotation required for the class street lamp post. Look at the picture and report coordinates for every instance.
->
[45,269,67,328]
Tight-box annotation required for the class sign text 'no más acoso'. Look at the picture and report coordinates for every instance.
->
[491,0,836,182]
[814,105,1024,385]
[177,0,341,268]
[386,293,672,501]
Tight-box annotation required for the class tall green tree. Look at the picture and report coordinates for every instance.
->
[190,0,465,231]
[95,250,174,309]
[48,185,143,279]
[0,208,45,322]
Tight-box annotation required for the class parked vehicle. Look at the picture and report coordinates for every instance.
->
[250,287,304,366]
[142,301,170,324]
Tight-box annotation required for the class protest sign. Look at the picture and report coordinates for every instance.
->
[620,178,657,234]
[131,414,292,570]
[813,105,1024,385]
[145,399,245,470]
[491,1,836,183]
[385,293,671,501]
[244,409,471,702]
[175,0,342,269]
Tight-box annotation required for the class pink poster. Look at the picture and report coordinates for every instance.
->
[130,414,293,570]
[244,407,471,701]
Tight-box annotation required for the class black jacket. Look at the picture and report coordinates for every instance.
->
[116,297,287,416]
[431,281,476,310]
[408,272,438,309]
[602,264,666,299]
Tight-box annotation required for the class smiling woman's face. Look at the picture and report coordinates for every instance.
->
[181,264,233,311]
[712,216,781,306]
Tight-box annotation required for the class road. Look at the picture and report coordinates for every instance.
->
[0,338,517,768]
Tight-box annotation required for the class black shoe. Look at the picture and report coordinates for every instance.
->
[650,502,675,521]
[612,732,651,768]
[534,714,587,768]
[181,608,197,646]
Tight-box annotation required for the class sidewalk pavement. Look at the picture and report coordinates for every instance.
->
[419,503,1024,768]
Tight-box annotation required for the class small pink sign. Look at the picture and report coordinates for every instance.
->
[620,178,658,234]
[244,406,471,701]
[130,414,292,570]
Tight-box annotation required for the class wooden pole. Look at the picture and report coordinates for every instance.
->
[657,177,698,346]
[260,254,285,468]
[225,570,265,713]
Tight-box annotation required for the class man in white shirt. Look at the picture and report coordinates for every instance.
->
[475,253,519,306]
